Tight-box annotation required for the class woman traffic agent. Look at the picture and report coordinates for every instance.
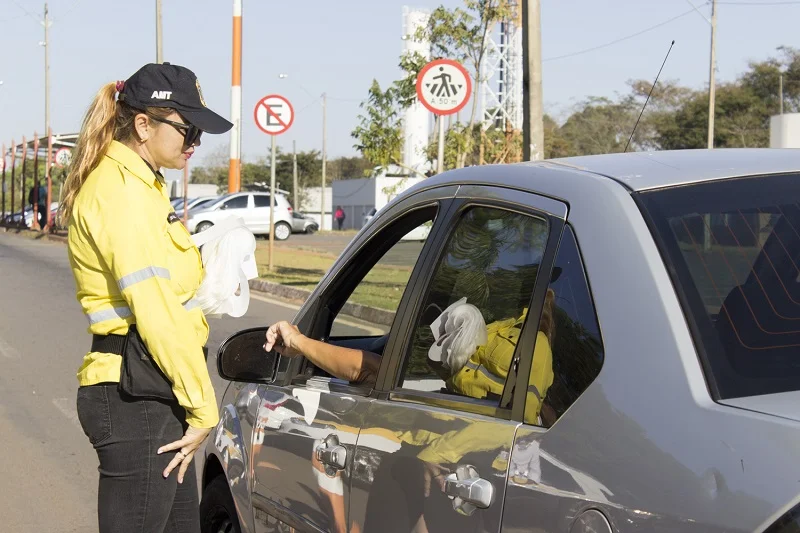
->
[61,63,232,533]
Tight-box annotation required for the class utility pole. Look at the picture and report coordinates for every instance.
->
[43,4,52,230]
[9,140,15,224]
[156,0,163,63]
[1,143,6,221]
[229,0,243,193]
[707,0,717,149]
[321,92,327,230]
[522,0,544,161]
[292,140,298,211]
[43,3,50,155]
[780,74,784,115]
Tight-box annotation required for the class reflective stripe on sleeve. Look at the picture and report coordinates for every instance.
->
[117,266,171,291]
[464,360,505,386]
[86,306,133,325]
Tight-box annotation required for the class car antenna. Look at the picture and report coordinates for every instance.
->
[624,40,675,153]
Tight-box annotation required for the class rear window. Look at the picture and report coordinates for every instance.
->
[638,173,800,399]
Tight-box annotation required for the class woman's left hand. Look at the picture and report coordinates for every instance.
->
[158,425,212,483]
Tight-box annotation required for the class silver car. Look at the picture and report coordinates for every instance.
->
[200,149,800,533]
[291,212,319,234]
[186,191,294,240]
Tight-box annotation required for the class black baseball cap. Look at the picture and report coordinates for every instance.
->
[118,63,233,134]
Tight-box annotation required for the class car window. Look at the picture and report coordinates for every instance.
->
[528,225,604,427]
[398,206,549,403]
[639,173,800,399]
[330,207,437,338]
[193,198,216,210]
[253,195,272,208]
[223,195,249,210]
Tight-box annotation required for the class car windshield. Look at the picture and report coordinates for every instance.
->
[637,173,800,399]
[192,198,216,210]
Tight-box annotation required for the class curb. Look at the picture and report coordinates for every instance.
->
[248,278,395,326]
[0,227,394,327]
[1,226,68,244]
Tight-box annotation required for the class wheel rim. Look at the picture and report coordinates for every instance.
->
[275,223,290,240]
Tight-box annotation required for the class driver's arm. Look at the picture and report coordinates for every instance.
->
[295,335,380,384]
[265,321,381,384]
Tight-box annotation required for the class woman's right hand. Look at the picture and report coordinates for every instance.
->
[264,321,304,357]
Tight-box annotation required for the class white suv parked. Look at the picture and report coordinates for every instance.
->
[185,192,294,240]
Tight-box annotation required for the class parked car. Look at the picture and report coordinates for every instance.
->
[173,196,219,217]
[291,212,319,234]
[362,207,377,227]
[185,192,294,240]
[363,206,428,241]
[3,202,59,227]
[200,149,800,533]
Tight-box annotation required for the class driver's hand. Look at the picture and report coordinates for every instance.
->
[264,321,304,357]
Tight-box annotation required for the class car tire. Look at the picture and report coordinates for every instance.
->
[195,221,214,234]
[305,224,318,235]
[274,222,291,241]
[200,475,242,533]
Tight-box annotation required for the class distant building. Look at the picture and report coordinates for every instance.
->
[330,166,426,230]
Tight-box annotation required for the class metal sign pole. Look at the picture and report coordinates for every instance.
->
[437,115,445,174]
[268,134,277,272]
[32,133,40,230]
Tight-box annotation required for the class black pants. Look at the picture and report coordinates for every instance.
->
[77,383,200,533]
[336,218,344,230]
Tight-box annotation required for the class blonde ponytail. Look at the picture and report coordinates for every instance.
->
[59,83,118,224]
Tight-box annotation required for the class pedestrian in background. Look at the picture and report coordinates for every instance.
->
[60,63,232,533]
[334,205,346,230]
[28,182,47,229]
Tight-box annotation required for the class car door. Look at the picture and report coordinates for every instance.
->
[499,223,609,532]
[250,185,460,533]
[249,194,271,234]
[350,187,568,533]
[219,193,251,223]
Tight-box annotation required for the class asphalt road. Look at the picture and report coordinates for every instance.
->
[0,231,374,531]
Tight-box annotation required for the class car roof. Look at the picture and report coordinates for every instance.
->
[419,149,800,193]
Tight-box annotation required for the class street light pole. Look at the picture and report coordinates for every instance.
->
[707,0,717,149]
[292,140,298,211]
[43,4,50,152]
[321,92,327,231]
[156,0,163,63]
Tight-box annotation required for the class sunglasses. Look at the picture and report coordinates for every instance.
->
[147,114,202,151]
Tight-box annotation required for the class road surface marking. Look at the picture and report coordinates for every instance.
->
[52,398,81,429]
[0,336,20,359]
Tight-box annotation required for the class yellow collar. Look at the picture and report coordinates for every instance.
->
[104,140,162,188]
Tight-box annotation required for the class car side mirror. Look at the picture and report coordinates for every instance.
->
[217,327,279,383]
[219,204,227,210]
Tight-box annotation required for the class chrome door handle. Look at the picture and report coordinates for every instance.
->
[445,465,494,516]
[316,434,347,472]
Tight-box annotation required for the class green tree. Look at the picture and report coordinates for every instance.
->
[419,0,513,168]
[351,80,408,175]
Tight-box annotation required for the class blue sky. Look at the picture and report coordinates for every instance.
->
[1,0,798,172]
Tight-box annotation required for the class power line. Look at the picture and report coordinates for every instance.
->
[717,1,800,4]
[9,0,39,22]
[53,0,84,22]
[544,8,695,62]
